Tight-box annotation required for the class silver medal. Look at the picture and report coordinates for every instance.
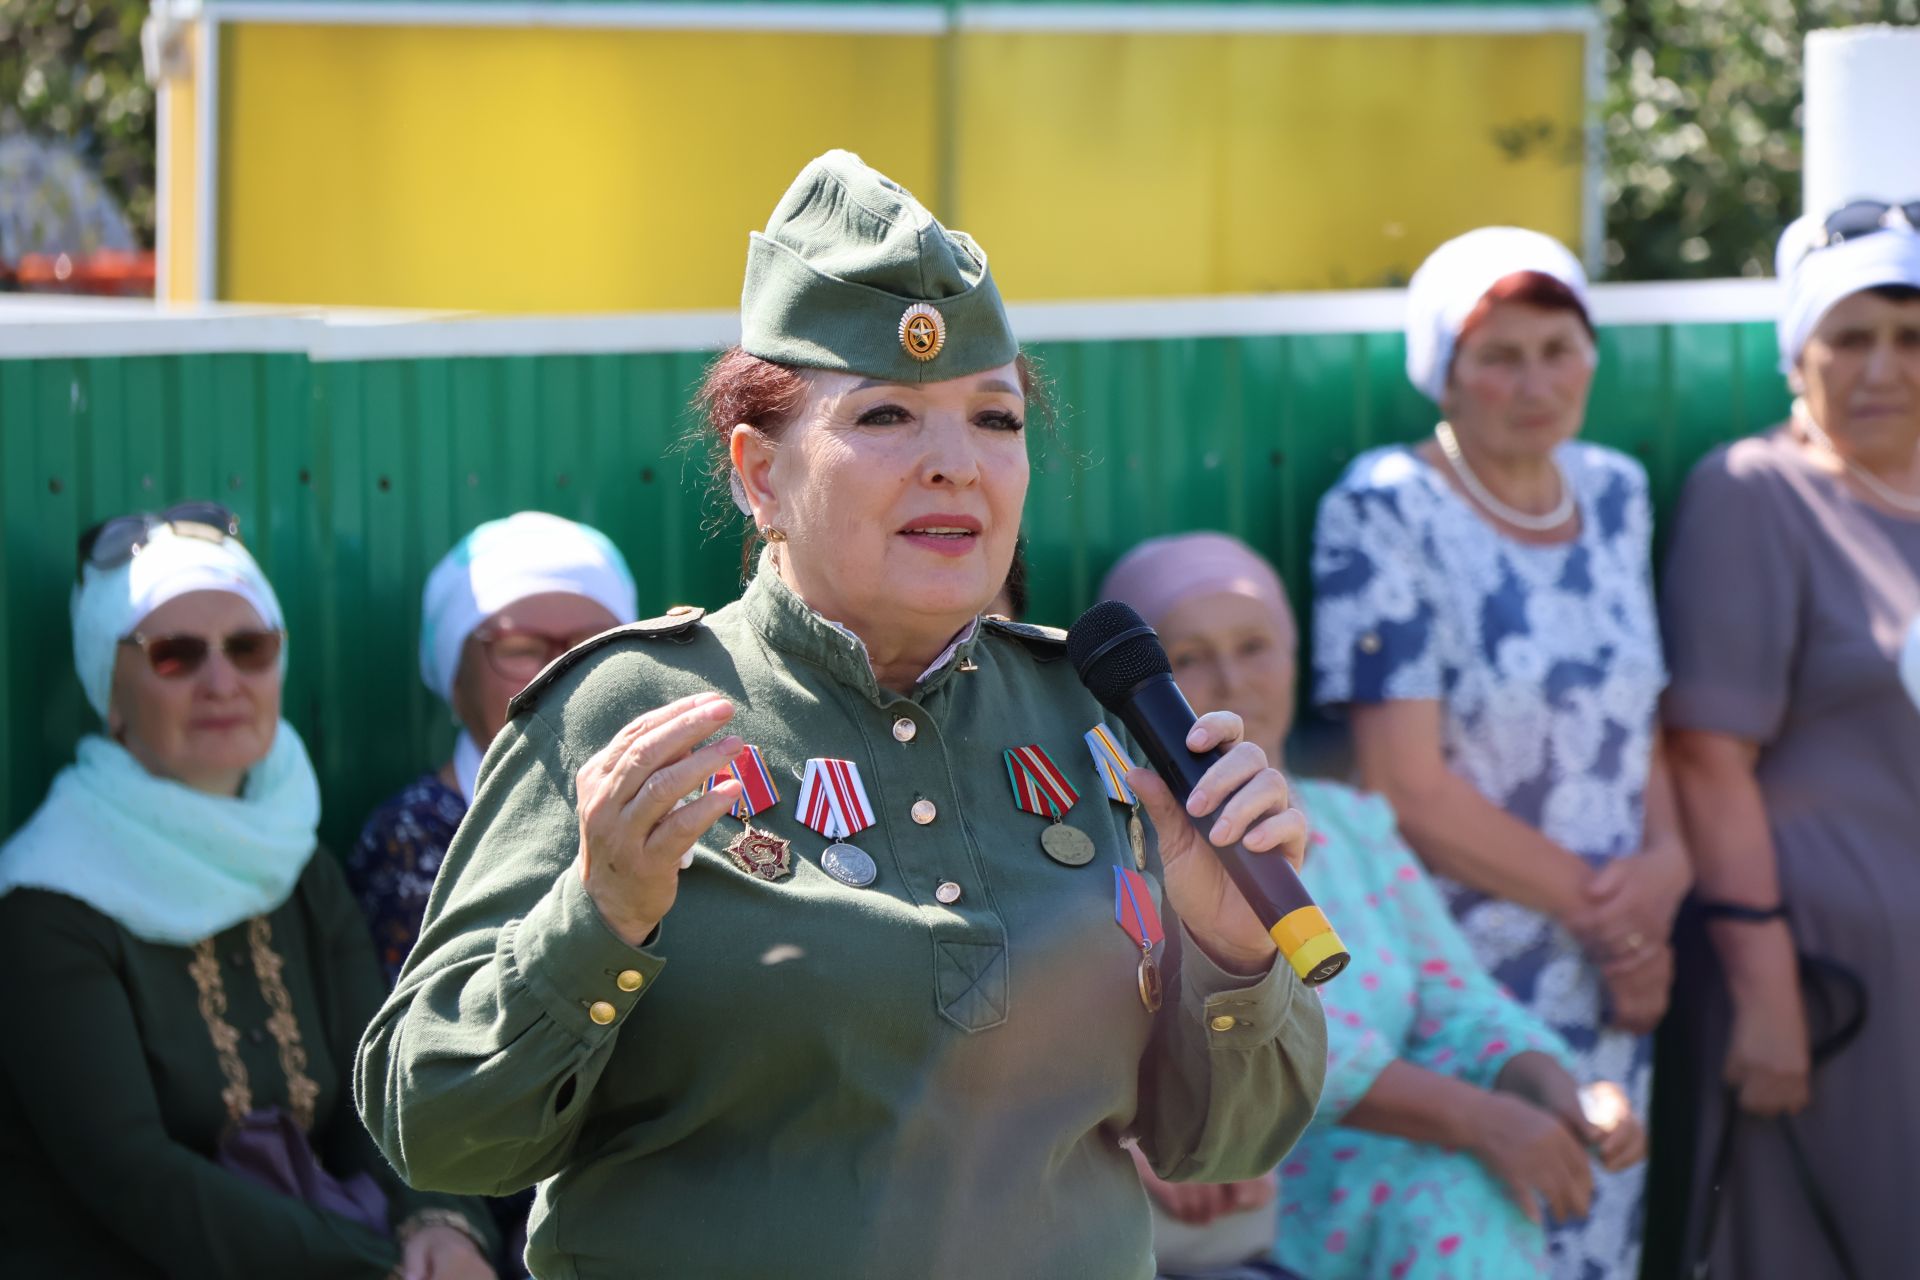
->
[821,842,878,888]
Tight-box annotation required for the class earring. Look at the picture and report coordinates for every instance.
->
[759,525,788,543]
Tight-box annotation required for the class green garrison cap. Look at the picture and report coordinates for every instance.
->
[740,150,1018,384]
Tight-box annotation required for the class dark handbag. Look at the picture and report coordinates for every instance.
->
[1688,952,1868,1280]
[217,1105,390,1236]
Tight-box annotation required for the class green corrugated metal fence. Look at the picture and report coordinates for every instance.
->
[0,309,1786,853]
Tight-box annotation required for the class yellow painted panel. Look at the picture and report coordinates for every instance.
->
[218,25,1584,310]
[954,31,1588,297]
[220,25,940,311]
[159,39,199,304]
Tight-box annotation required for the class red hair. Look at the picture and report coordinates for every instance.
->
[1456,270,1595,348]
[695,347,812,442]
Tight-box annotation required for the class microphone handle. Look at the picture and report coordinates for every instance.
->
[1120,675,1350,987]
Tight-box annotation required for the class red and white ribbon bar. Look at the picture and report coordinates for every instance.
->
[796,758,876,839]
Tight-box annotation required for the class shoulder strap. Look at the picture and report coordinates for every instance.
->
[507,607,707,720]
[981,614,1067,660]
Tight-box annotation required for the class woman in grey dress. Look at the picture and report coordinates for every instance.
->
[1662,206,1920,1279]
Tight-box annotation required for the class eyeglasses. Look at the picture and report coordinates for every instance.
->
[476,627,605,683]
[1813,199,1920,250]
[78,503,242,581]
[119,628,284,680]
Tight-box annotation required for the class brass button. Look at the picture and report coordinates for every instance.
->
[892,717,917,743]
[1358,632,1382,655]
[1209,1014,1238,1033]
[616,969,644,993]
[666,605,696,617]
[911,799,937,825]
[935,881,963,905]
[589,1001,618,1026]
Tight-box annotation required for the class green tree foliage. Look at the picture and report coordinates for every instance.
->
[1600,0,1920,280]
[0,0,153,247]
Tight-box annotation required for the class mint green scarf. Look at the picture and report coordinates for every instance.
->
[0,723,321,945]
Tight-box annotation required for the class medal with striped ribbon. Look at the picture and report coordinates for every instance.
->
[1004,744,1096,867]
[1114,866,1165,1012]
[1085,725,1149,871]
[796,758,880,888]
[705,745,791,881]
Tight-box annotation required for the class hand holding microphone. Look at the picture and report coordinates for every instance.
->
[1069,602,1350,986]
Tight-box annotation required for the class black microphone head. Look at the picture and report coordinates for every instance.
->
[1068,600,1172,710]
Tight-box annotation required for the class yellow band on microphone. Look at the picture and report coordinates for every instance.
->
[1269,906,1351,986]
[1270,905,1332,953]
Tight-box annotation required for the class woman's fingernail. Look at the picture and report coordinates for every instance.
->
[1209,820,1228,843]
[1187,728,1207,748]
[1187,788,1209,814]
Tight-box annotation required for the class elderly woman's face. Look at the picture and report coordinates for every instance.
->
[109,590,281,795]
[1798,290,1920,459]
[452,591,621,749]
[739,361,1029,638]
[1445,302,1596,461]
[1156,591,1297,760]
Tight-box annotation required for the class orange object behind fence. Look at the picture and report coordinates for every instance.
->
[6,250,156,297]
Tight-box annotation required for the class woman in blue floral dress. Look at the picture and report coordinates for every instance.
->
[1310,229,1689,1279]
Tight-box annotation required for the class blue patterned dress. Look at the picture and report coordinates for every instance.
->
[1310,442,1666,1280]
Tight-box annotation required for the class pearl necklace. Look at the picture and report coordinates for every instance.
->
[1792,399,1920,514]
[1433,421,1577,532]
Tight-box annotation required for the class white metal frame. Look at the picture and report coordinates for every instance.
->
[0,278,1780,360]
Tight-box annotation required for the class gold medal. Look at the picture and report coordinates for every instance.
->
[1137,949,1163,1013]
[1129,809,1147,870]
[725,826,793,881]
[1041,822,1096,867]
[1007,744,1094,868]
[1114,866,1166,1013]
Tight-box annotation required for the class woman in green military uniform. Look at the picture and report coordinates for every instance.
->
[356,151,1327,1280]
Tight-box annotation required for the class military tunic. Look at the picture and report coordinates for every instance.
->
[356,565,1327,1280]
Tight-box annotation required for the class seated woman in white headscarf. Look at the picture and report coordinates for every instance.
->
[346,512,637,987]
[1662,203,1920,1279]
[1103,532,1645,1280]
[0,505,496,1279]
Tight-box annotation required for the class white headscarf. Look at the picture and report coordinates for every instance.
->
[421,513,637,800]
[418,512,639,704]
[1404,227,1591,402]
[1775,217,1920,374]
[69,523,284,719]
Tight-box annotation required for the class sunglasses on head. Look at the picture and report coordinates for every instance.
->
[1812,198,1920,250]
[120,628,284,680]
[77,503,243,582]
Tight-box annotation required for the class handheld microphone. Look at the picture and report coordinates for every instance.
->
[1068,600,1349,987]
